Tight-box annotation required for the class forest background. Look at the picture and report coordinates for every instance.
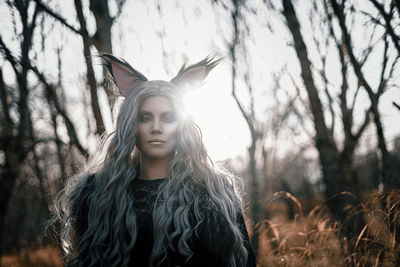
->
[1,0,400,266]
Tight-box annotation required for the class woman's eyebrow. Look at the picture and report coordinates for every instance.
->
[140,110,175,114]
[162,110,175,115]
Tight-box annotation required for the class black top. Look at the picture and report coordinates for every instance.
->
[71,176,256,267]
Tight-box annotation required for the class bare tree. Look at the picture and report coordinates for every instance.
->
[282,0,349,223]
[367,0,400,57]
[0,1,41,258]
[279,0,385,230]
[222,0,301,255]
[321,0,371,195]
[0,0,87,259]
[227,0,263,255]
[330,0,399,190]
[278,0,399,228]
[33,0,128,135]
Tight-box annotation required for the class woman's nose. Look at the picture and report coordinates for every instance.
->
[151,119,162,133]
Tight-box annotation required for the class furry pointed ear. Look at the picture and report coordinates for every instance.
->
[101,53,148,96]
[170,57,222,89]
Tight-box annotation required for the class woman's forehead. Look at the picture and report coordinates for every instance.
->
[139,95,175,113]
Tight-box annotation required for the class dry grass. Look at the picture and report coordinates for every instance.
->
[257,190,400,266]
[1,190,399,266]
[1,245,63,267]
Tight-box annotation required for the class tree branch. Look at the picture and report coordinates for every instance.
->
[377,33,389,97]
[354,108,371,142]
[2,40,88,157]
[330,0,377,98]
[229,0,257,138]
[318,57,336,136]
[27,64,88,157]
[74,0,105,135]
[369,0,400,55]
[330,0,395,188]
[113,0,129,20]
[358,10,384,27]
[393,101,400,112]
[0,36,20,78]
[0,68,14,138]
[32,0,82,35]
[282,0,332,146]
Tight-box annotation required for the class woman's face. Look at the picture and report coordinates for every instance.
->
[136,95,179,161]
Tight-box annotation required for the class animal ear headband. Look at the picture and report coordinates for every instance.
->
[101,53,221,96]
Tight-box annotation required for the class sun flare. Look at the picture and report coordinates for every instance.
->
[182,77,249,162]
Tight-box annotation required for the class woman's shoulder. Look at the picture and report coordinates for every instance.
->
[190,179,239,209]
[188,182,238,227]
[186,184,240,264]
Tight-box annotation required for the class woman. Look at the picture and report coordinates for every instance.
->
[54,54,256,266]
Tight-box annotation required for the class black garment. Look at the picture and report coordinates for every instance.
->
[71,176,256,266]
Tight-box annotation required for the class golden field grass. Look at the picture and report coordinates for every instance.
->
[1,190,399,267]
[258,190,400,266]
[1,245,63,267]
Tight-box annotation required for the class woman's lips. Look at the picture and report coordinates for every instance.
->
[148,139,165,144]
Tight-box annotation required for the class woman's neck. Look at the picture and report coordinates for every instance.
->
[137,156,170,180]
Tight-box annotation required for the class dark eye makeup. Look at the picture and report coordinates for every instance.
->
[139,111,177,123]
[139,112,152,122]
[162,112,176,122]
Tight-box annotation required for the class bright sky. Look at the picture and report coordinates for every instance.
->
[104,0,253,161]
[1,0,399,163]
[108,0,400,161]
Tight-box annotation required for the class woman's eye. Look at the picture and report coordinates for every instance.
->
[140,115,152,122]
[163,113,176,122]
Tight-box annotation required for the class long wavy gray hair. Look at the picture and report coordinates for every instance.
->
[52,60,248,267]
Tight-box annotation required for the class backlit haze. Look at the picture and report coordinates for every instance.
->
[2,0,399,162]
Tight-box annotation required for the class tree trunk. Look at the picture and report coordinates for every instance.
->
[395,0,400,18]
[74,0,105,135]
[89,0,116,108]
[282,0,348,221]
[0,74,16,256]
[228,0,262,257]
[89,0,113,53]
[370,96,395,189]
[248,142,261,256]
[0,154,20,262]
[330,0,396,190]
[340,148,359,194]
